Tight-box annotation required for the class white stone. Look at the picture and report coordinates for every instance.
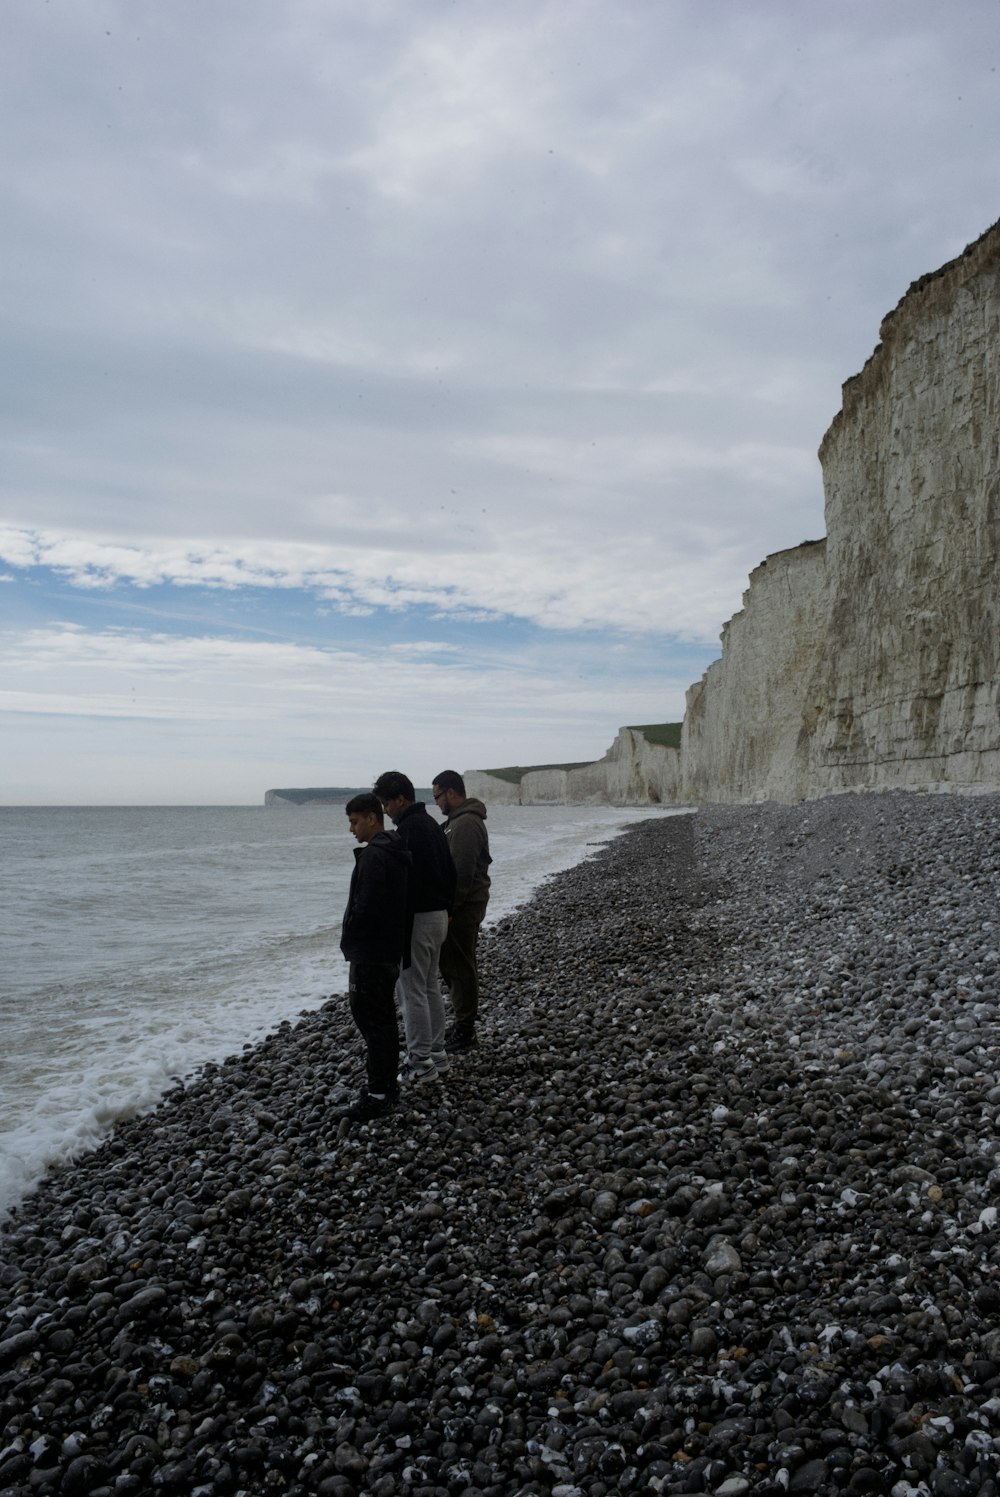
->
[704,1239,742,1276]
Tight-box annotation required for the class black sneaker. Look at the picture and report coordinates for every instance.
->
[345,1091,399,1123]
[444,1024,478,1054]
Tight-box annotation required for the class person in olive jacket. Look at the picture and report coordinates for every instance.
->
[339,793,411,1123]
[431,769,491,1053]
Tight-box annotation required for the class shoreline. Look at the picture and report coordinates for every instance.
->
[2,791,999,1496]
[0,802,670,1223]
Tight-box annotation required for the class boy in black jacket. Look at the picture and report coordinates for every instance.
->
[373,770,457,1084]
[340,793,410,1122]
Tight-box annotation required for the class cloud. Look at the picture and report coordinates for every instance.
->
[1,622,673,719]
[0,522,765,641]
[2,0,999,801]
[0,619,697,802]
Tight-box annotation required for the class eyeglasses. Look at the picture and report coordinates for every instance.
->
[431,789,446,802]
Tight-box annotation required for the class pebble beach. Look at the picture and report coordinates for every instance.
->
[2,791,999,1497]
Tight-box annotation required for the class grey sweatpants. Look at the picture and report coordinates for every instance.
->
[396,908,449,1063]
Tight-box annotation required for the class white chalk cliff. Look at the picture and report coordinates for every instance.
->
[466,729,681,807]
[683,218,1000,802]
[472,220,1000,806]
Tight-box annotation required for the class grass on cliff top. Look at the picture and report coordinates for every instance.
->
[627,722,682,748]
[483,725,681,785]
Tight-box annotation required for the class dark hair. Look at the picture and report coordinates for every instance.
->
[373,770,415,802]
[345,792,383,819]
[432,769,465,796]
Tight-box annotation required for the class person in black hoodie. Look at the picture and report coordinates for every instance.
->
[373,770,457,1085]
[339,793,411,1123]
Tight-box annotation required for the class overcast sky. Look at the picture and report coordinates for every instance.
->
[2,1,998,804]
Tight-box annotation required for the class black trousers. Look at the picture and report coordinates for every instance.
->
[348,960,400,1096]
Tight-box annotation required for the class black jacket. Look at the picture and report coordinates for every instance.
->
[340,830,411,965]
[394,801,457,914]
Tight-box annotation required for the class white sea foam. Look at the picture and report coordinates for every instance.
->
[0,801,686,1217]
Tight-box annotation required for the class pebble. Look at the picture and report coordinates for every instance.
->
[1,791,999,1495]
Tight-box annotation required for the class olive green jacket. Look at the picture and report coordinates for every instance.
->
[442,797,492,910]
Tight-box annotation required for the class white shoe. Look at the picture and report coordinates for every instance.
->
[430,1052,449,1073]
[397,1058,438,1086]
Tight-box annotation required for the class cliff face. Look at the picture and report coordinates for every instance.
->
[462,772,522,805]
[465,728,681,806]
[682,541,827,803]
[566,727,680,804]
[683,219,1000,802]
[807,226,1000,795]
[462,223,999,809]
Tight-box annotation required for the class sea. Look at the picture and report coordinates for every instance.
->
[0,801,684,1221]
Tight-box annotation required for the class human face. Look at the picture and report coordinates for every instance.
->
[431,784,454,816]
[379,793,405,825]
[347,810,381,843]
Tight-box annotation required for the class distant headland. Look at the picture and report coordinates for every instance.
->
[264,786,434,806]
[264,787,364,806]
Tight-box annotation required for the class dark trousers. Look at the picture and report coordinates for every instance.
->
[439,900,488,1029]
[348,961,400,1096]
